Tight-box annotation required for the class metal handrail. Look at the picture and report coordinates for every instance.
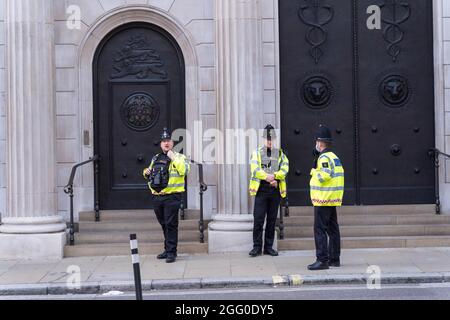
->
[429,148,450,215]
[178,160,208,243]
[64,155,100,246]
[193,160,208,243]
[278,179,289,240]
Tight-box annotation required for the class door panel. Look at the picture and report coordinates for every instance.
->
[279,0,435,206]
[357,0,435,204]
[279,0,356,205]
[94,23,185,210]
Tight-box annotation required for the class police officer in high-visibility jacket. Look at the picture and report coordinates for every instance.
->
[308,125,344,271]
[248,125,289,257]
[143,128,190,263]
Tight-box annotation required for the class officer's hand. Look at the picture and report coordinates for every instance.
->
[270,180,278,188]
[145,168,151,176]
[265,174,275,183]
[167,150,175,160]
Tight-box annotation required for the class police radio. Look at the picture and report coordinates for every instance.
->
[149,155,171,190]
[266,125,273,158]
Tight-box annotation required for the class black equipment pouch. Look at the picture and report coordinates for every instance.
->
[150,154,171,192]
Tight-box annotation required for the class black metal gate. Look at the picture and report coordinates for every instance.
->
[279,0,435,206]
[94,23,185,210]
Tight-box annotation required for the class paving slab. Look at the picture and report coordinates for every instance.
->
[0,247,449,296]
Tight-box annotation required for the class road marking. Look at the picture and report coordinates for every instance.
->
[290,275,304,286]
[272,275,285,285]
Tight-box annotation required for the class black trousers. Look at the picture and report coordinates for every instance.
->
[314,206,341,263]
[253,188,281,251]
[153,193,182,255]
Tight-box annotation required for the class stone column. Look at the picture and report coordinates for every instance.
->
[208,0,266,253]
[0,0,66,260]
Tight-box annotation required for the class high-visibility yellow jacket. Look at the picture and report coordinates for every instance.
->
[310,151,345,206]
[143,152,190,196]
[249,147,289,198]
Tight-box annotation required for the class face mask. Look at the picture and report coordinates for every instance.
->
[315,143,321,153]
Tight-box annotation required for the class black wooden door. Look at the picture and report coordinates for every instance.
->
[279,0,435,206]
[94,23,185,210]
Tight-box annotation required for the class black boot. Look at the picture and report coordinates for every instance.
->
[329,259,341,268]
[157,252,168,260]
[249,248,262,257]
[166,253,176,263]
[263,248,279,256]
[307,260,329,271]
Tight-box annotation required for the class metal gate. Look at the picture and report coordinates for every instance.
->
[93,23,186,210]
[279,0,435,206]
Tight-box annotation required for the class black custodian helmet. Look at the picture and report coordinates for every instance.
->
[160,127,172,141]
[316,125,333,142]
[263,124,276,140]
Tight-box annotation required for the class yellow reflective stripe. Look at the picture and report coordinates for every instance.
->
[170,173,182,178]
[252,167,262,176]
[332,172,345,178]
[311,186,345,192]
[167,183,185,188]
[317,173,325,183]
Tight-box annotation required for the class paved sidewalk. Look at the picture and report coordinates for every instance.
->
[0,248,450,296]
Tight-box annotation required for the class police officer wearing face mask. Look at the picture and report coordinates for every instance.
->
[248,124,289,257]
[143,128,190,263]
[308,125,345,271]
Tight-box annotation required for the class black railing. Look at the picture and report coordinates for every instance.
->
[278,179,289,240]
[195,161,208,244]
[179,160,208,243]
[429,148,450,215]
[64,155,100,246]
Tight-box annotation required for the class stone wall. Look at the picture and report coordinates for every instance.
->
[435,0,450,213]
[261,0,278,126]
[0,0,6,219]
[443,0,450,183]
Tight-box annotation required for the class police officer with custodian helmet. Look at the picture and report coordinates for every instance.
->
[143,128,190,263]
[249,124,289,257]
[308,125,345,271]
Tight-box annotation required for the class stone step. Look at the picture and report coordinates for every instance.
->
[78,220,208,232]
[286,205,435,216]
[79,209,200,222]
[283,214,450,227]
[278,236,450,251]
[64,242,208,257]
[74,230,208,245]
[282,224,450,238]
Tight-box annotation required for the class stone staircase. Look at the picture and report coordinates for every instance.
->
[278,205,450,250]
[65,205,450,257]
[64,210,208,257]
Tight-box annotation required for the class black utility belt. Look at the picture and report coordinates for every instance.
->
[152,192,182,198]
[260,180,278,188]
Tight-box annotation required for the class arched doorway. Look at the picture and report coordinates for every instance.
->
[93,22,186,210]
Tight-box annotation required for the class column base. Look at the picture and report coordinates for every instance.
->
[208,214,278,253]
[0,232,66,261]
[440,187,450,215]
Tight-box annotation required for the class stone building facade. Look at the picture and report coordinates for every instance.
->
[0,0,449,259]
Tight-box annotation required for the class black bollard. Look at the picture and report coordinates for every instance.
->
[130,234,143,300]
